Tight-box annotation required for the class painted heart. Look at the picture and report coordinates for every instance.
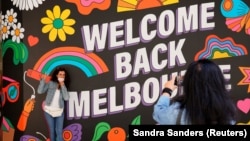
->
[237,98,250,114]
[28,35,39,47]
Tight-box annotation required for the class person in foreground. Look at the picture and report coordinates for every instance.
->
[153,59,237,125]
[37,67,70,141]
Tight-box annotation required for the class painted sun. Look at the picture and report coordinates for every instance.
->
[117,0,179,12]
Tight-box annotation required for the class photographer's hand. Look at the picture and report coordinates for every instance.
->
[164,76,177,91]
[162,76,178,97]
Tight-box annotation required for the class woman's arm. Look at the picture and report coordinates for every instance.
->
[37,78,49,94]
[152,94,171,123]
[152,76,178,124]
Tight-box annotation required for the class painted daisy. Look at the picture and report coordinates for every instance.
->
[11,22,25,43]
[1,21,11,40]
[11,0,46,11]
[5,9,17,27]
[41,5,76,42]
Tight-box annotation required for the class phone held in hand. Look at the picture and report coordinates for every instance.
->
[174,76,183,96]
[174,76,183,86]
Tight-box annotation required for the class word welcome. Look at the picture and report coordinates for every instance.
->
[81,2,215,52]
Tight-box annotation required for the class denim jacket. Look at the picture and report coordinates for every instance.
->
[153,95,188,125]
[153,95,236,125]
[37,78,69,108]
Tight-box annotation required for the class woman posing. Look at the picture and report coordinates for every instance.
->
[37,67,70,141]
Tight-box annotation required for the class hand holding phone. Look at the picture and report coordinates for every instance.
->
[174,76,183,86]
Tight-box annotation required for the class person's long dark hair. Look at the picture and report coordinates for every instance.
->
[50,67,70,89]
[173,59,237,124]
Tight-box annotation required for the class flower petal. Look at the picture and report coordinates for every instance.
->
[42,24,53,33]
[49,28,57,42]
[46,10,54,20]
[41,17,53,24]
[60,9,70,20]
[63,19,75,26]
[53,5,61,18]
[19,33,24,38]
[12,35,17,42]
[58,29,66,41]
[63,26,75,35]
[20,28,25,32]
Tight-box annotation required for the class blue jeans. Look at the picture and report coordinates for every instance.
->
[44,111,64,141]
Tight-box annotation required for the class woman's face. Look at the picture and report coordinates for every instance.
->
[57,71,65,78]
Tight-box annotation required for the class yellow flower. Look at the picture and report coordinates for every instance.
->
[41,5,75,42]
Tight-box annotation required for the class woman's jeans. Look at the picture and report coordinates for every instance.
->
[44,111,64,141]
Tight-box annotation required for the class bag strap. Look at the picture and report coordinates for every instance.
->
[176,109,183,125]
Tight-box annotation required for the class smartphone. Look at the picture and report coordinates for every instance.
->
[174,76,183,86]
[175,76,183,95]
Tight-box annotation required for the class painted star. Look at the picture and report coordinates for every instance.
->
[238,67,250,93]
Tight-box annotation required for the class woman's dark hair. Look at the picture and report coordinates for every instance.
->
[51,67,70,89]
[173,59,237,124]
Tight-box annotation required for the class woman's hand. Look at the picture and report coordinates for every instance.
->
[41,74,49,79]
[59,81,65,86]
[164,76,178,91]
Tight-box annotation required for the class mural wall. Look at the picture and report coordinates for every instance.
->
[1,0,250,140]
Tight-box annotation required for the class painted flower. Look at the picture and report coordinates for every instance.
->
[1,21,10,40]
[41,5,75,42]
[11,22,25,43]
[11,0,46,11]
[5,9,17,27]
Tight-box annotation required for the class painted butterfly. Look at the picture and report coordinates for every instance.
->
[220,0,250,35]
[19,123,82,141]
